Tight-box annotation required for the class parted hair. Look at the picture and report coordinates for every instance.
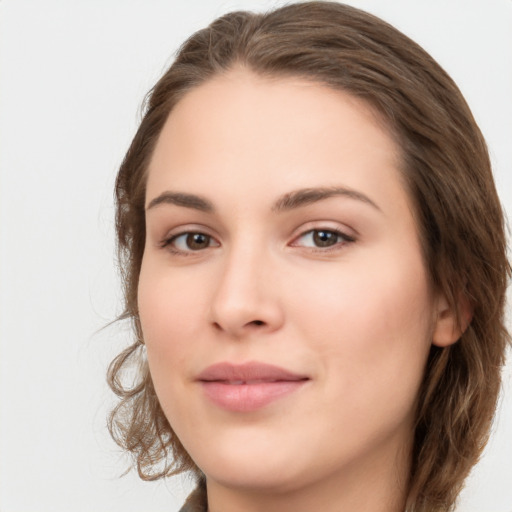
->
[108,2,510,511]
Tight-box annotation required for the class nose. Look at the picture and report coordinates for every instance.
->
[209,243,285,338]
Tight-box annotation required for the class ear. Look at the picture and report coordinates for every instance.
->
[432,293,473,347]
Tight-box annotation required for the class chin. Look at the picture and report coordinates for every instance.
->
[189,433,305,492]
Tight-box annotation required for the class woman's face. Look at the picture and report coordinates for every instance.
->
[138,69,450,499]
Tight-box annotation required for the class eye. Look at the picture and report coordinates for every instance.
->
[292,229,354,249]
[164,231,219,253]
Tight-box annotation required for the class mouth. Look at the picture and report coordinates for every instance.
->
[197,362,310,412]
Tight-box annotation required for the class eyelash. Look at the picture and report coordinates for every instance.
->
[291,228,355,252]
[161,231,219,255]
[161,227,355,256]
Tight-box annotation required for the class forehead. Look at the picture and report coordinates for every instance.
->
[146,68,409,218]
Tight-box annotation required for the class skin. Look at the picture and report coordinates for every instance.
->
[138,68,460,512]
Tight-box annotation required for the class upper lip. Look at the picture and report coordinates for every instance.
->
[197,361,309,383]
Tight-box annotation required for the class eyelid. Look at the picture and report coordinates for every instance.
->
[289,221,356,241]
[159,225,221,254]
[289,222,357,250]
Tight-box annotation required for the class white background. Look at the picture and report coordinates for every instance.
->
[0,1,511,511]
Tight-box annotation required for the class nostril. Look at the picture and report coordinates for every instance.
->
[251,320,265,326]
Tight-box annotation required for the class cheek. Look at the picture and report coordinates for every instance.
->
[137,261,214,437]
[137,262,207,373]
[288,249,433,398]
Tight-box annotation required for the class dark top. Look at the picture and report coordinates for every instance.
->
[179,482,208,512]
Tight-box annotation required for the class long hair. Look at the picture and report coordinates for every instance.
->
[108,3,510,510]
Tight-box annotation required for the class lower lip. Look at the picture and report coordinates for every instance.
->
[200,380,307,412]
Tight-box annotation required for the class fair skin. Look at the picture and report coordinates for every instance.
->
[138,69,460,512]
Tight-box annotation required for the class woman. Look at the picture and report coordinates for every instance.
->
[107,2,510,511]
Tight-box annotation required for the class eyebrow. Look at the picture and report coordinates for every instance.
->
[146,186,381,213]
[272,186,381,213]
[146,191,214,212]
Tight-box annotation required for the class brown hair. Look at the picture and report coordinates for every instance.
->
[108,2,510,510]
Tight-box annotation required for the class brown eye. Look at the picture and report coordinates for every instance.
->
[292,228,355,250]
[312,230,339,247]
[186,233,211,250]
[166,232,218,253]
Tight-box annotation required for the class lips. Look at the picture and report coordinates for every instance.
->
[197,362,309,412]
